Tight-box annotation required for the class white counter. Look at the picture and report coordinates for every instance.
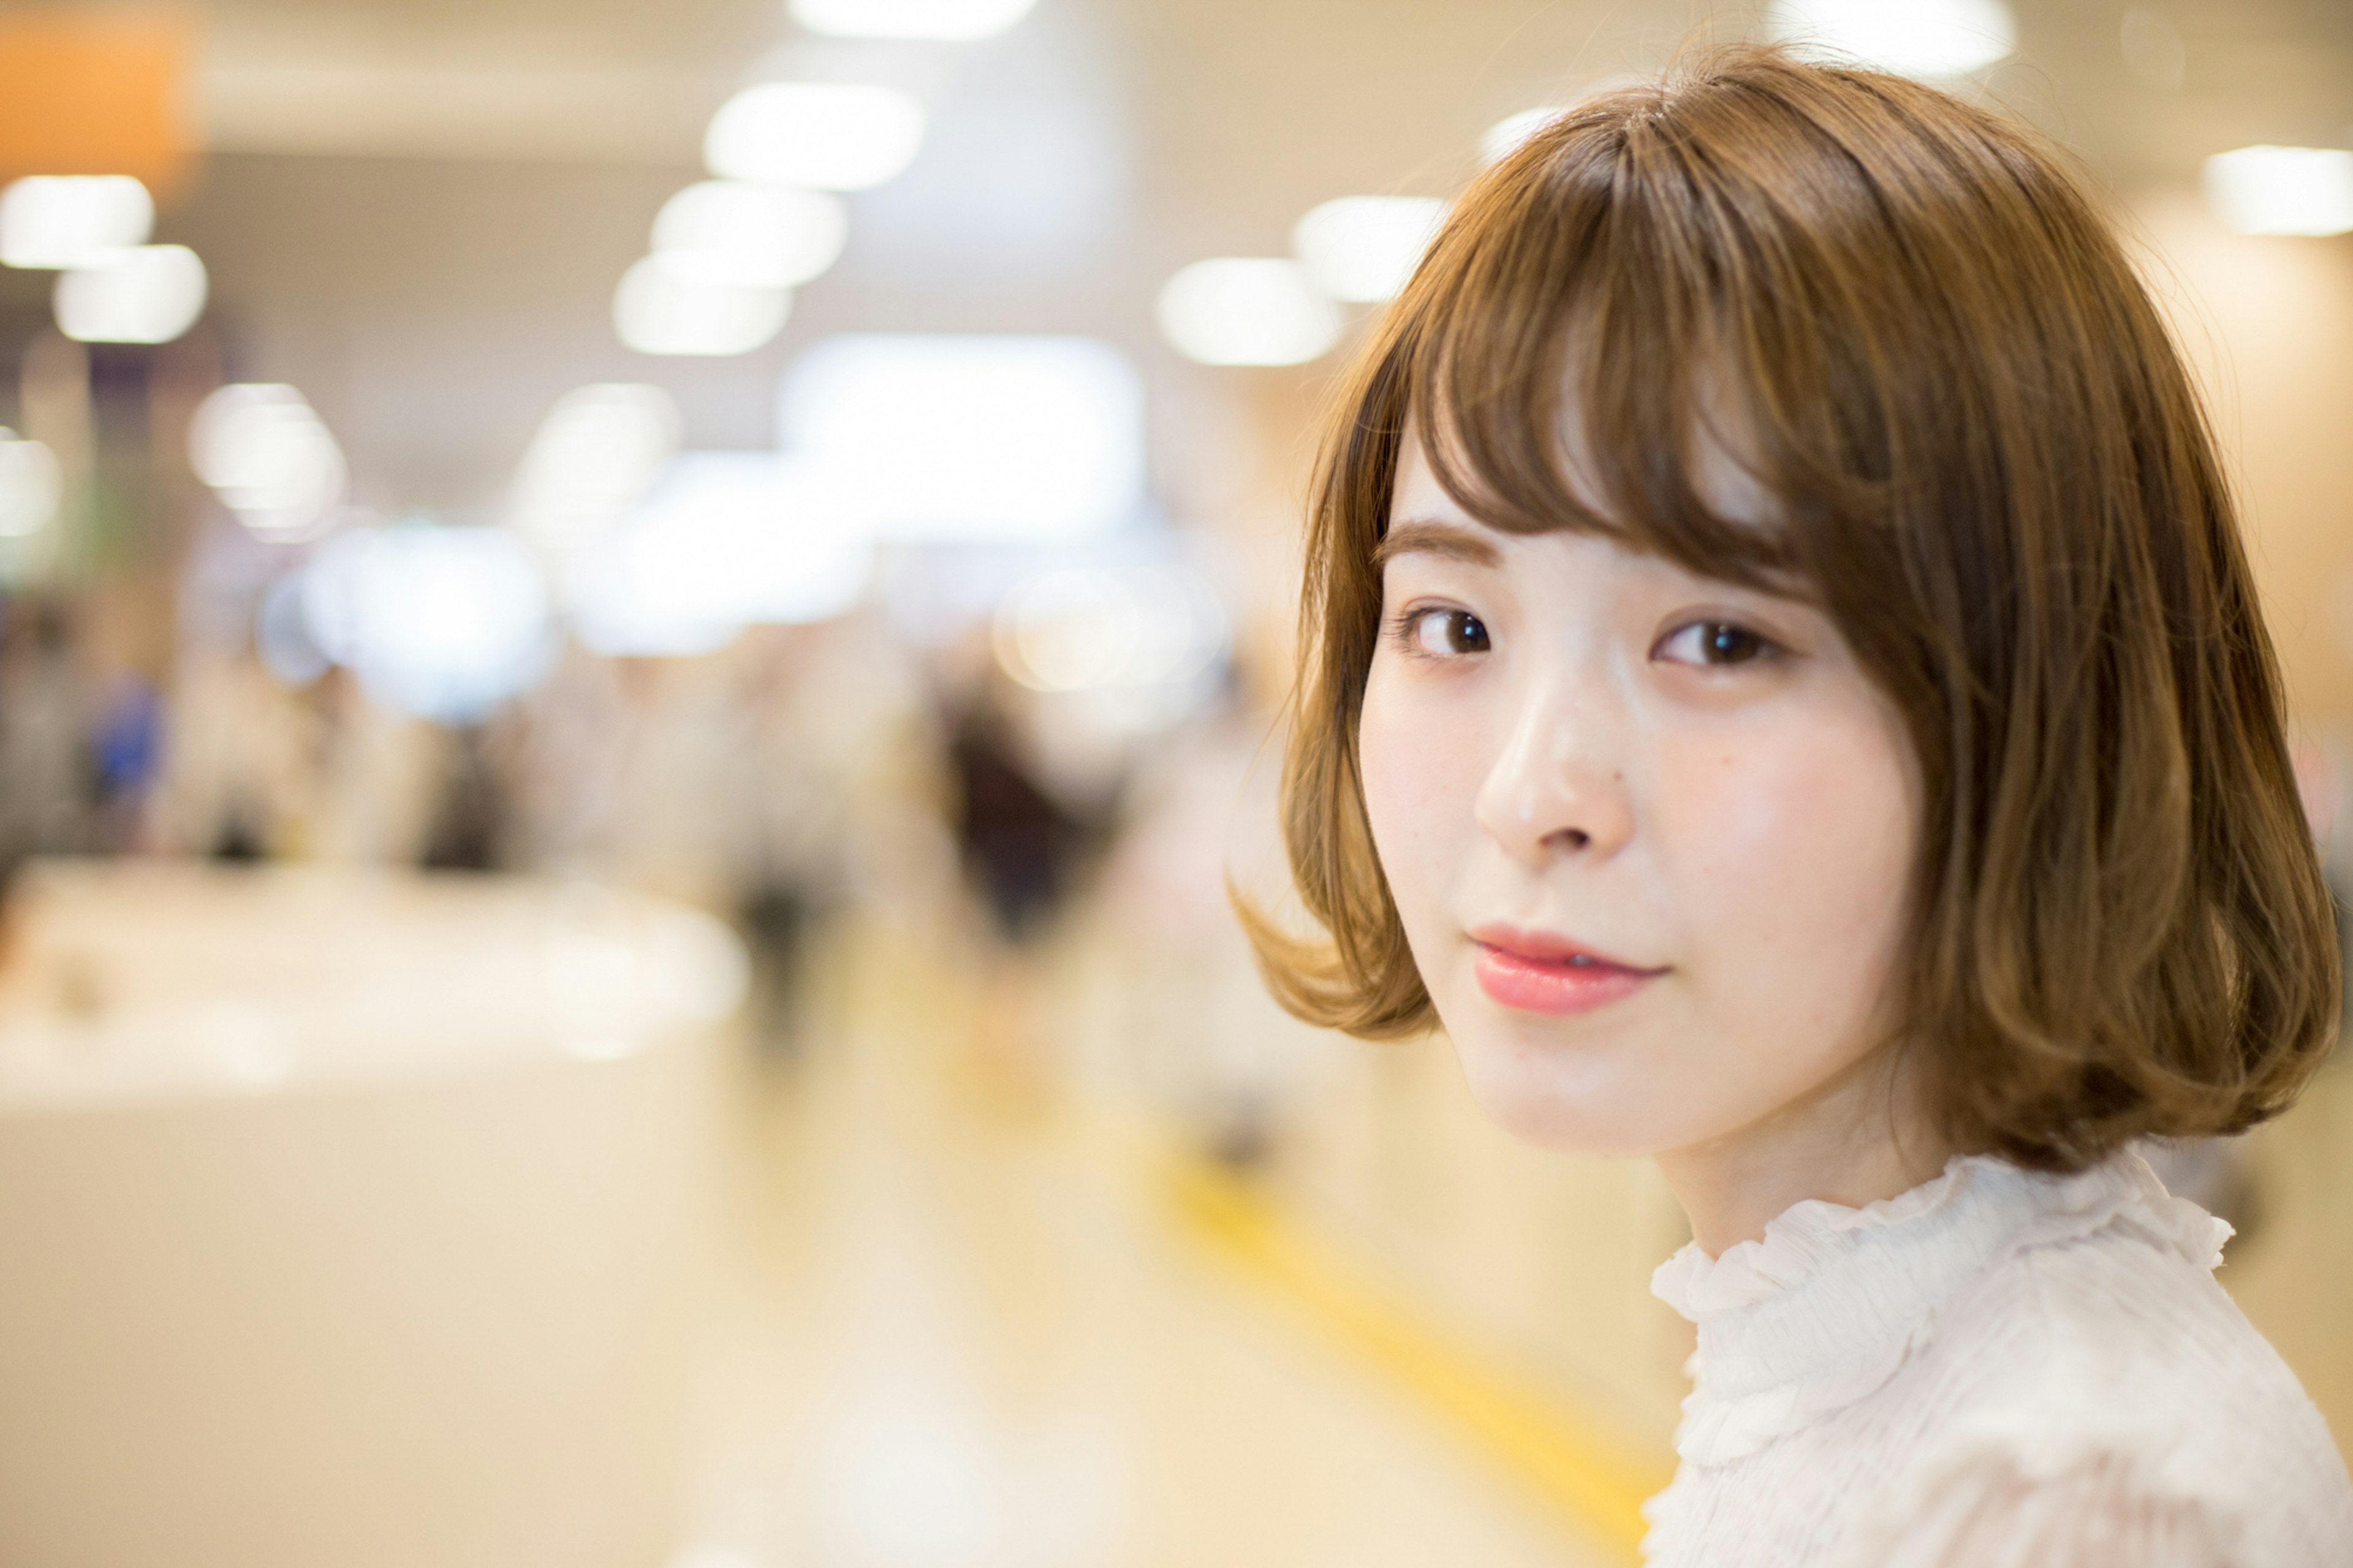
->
[0,860,745,1568]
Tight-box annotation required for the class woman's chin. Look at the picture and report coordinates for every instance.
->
[1447,1032,1681,1156]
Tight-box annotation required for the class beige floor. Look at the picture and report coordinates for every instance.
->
[675,1017,1611,1568]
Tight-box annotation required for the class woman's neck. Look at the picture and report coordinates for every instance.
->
[1654,1045,1953,1258]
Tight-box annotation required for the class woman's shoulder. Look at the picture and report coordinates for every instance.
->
[1835,1447,2291,1568]
[1934,1175,2319,1438]
[1860,1179,2353,1567]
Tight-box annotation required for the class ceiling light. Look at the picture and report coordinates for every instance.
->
[651,181,848,289]
[2203,146,2353,237]
[54,244,207,344]
[996,570,1139,692]
[1292,196,1446,303]
[511,384,683,547]
[564,454,873,656]
[704,83,925,191]
[789,0,1037,41]
[300,523,554,723]
[0,176,153,270]
[1764,0,2016,79]
[187,384,347,538]
[992,566,1224,694]
[614,256,791,357]
[778,334,1145,542]
[1155,259,1341,366]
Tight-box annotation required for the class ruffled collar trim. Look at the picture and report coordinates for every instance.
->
[1650,1151,2231,1468]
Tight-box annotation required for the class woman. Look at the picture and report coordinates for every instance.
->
[1245,45,2353,1566]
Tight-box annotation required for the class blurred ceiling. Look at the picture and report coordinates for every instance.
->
[166,0,2350,183]
[7,0,2344,514]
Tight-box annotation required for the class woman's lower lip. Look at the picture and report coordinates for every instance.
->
[1472,945,1658,1016]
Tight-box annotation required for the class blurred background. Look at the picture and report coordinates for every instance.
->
[0,1,2346,1565]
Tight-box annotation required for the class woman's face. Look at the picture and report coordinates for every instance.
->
[1357,433,1921,1157]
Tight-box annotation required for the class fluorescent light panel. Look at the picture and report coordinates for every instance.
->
[1156,259,1339,366]
[2204,146,2353,237]
[779,335,1146,542]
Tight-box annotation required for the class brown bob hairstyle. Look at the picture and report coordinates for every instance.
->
[1246,45,2341,1172]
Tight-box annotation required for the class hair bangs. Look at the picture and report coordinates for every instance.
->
[1396,92,1813,595]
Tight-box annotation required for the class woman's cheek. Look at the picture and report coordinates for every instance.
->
[1355,666,1420,882]
[1652,708,1917,1053]
[1358,665,1477,929]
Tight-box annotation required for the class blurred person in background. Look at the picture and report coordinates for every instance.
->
[152,642,307,863]
[1101,669,1322,1169]
[937,653,1108,1107]
[502,640,633,879]
[0,599,90,883]
[294,664,441,868]
[602,656,762,909]
[945,679,1090,950]
[724,623,885,1056]
[87,668,163,855]
[418,724,511,873]
[1246,47,2352,1567]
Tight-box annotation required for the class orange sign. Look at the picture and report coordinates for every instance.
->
[0,9,196,199]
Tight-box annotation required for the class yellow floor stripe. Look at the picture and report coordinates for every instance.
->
[1160,1149,1672,1564]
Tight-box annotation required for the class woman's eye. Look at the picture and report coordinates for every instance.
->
[1657,620,1774,667]
[1408,608,1490,657]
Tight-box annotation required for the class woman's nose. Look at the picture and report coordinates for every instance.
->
[1471,680,1635,866]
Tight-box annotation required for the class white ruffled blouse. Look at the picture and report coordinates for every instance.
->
[1640,1151,2353,1566]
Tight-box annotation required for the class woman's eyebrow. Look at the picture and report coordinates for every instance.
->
[1374,518,1501,569]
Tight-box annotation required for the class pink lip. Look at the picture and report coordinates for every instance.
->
[1469,924,1667,1017]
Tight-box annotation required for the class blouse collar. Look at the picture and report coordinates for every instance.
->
[1648,1151,2232,1468]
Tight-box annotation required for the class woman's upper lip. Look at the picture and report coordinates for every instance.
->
[1468,922,1666,973]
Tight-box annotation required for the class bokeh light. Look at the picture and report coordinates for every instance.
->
[1763,0,2016,78]
[255,572,332,688]
[1292,195,1446,303]
[703,83,927,191]
[564,454,874,657]
[2204,146,2353,237]
[187,385,348,539]
[993,564,1225,694]
[300,523,555,722]
[0,176,154,270]
[510,384,684,548]
[779,335,1146,542]
[1154,258,1340,366]
[54,244,208,344]
[651,181,849,290]
[0,429,61,538]
[614,256,792,357]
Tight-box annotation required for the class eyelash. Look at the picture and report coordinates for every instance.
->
[1653,619,1783,668]
[1389,608,1784,667]
[1390,607,1489,660]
